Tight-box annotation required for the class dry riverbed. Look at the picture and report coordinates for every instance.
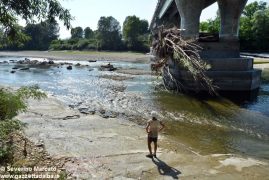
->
[0,51,150,63]
[14,96,269,179]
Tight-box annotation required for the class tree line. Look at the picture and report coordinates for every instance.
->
[51,15,150,52]
[200,1,269,51]
[0,15,150,52]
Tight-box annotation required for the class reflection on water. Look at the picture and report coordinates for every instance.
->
[156,91,269,159]
[1,56,269,160]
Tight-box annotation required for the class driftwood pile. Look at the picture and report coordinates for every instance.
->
[151,26,216,94]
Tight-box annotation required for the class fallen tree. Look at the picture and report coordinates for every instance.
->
[151,26,217,94]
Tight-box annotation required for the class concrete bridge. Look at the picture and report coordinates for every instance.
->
[150,0,261,96]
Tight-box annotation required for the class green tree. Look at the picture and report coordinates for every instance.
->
[0,0,72,45]
[251,9,269,50]
[200,22,209,32]
[199,11,220,33]
[24,20,59,50]
[242,1,267,18]
[123,16,149,51]
[84,27,94,39]
[139,20,149,34]
[96,16,122,50]
[71,26,83,39]
[0,25,28,49]
[240,1,269,50]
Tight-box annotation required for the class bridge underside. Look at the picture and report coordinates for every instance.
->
[150,0,261,95]
[151,0,216,32]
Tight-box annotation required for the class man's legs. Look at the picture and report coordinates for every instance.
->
[153,141,157,157]
[147,137,153,156]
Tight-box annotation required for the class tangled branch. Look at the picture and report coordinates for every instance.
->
[152,26,217,94]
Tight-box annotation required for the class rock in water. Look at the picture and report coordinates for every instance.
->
[67,65,72,70]
[78,108,96,115]
[48,60,54,64]
[100,63,117,71]
[20,67,30,71]
[40,61,48,66]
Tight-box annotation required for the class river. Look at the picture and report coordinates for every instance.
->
[0,56,269,161]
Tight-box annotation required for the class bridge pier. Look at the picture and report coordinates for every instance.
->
[174,0,204,38]
[218,0,248,40]
[150,0,261,99]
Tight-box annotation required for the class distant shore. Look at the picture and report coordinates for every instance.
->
[1,50,269,62]
[0,50,150,63]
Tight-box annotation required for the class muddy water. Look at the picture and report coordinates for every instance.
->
[1,56,269,160]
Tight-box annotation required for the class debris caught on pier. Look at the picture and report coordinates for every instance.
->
[151,26,217,94]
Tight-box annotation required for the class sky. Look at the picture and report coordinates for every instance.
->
[57,0,261,39]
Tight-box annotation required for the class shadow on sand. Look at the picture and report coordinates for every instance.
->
[152,157,181,179]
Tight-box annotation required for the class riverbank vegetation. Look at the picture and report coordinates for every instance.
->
[0,15,150,53]
[0,86,46,164]
[200,1,269,52]
[0,0,72,48]
[0,0,70,167]
[47,15,150,52]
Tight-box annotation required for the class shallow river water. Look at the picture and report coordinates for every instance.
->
[1,56,269,160]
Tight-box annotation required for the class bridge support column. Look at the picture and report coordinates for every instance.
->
[218,0,247,40]
[174,0,205,39]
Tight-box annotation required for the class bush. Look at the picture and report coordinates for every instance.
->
[60,43,72,50]
[0,86,46,164]
[0,86,46,120]
[67,38,79,44]
[0,119,22,163]
[76,39,89,50]
[86,43,97,50]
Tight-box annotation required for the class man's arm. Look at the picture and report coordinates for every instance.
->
[146,122,150,133]
[159,121,165,131]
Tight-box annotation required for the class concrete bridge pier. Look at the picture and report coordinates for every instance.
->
[174,0,204,38]
[218,0,248,40]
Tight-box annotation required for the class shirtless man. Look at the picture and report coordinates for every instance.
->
[146,111,165,158]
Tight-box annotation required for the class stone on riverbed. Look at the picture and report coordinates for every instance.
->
[100,63,117,71]
[20,67,30,71]
[39,61,48,66]
[48,60,54,64]
[98,109,118,118]
[78,108,96,115]
[67,65,72,70]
